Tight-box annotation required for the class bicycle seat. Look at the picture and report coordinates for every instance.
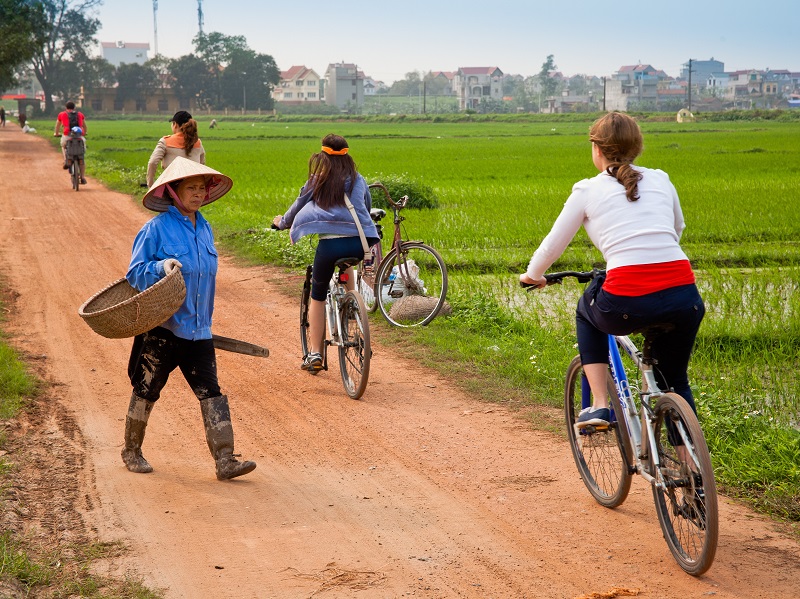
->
[369,208,386,222]
[334,257,362,270]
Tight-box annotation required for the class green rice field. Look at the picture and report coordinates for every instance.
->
[34,115,800,523]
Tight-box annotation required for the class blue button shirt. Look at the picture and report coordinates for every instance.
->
[127,206,218,340]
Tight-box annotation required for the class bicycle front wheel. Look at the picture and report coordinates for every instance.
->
[299,265,313,358]
[338,290,371,399]
[564,356,632,508]
[375,242,448,327]
[650,392,718,576]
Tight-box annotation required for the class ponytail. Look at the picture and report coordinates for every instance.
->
[180,119,199,155]
[590,112,644,202]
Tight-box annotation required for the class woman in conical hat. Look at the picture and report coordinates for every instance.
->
[146,110,206,187]
[123,156,256,481]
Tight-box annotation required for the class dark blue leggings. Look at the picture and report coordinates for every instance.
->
[128,326,221,401]
[576,279,705,412]
[311,236,379,301]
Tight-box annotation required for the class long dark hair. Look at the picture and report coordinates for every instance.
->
[589,112,643,201]
[307,134,357,209]
[180,119,200,155]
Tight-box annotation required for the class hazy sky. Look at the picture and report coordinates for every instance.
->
[95,1,799,83]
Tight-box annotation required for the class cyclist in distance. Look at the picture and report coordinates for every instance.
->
[54,101,87,182]
[147,110,206,187]
[272,133,379,373]
[520,112,705,429]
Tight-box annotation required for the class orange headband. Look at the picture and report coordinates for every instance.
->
[321,146,349,155]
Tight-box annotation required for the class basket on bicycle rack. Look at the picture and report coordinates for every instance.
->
[78,266,186,338]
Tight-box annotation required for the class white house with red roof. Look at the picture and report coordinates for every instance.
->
[274,65,322,104]
[452,67,503,110]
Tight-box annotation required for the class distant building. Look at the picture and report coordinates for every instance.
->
[324,63,364,110]
[682,58,724,88]
[101,41,150,67]
[274,65,322,104]
[363,77,388,96]
[605,64,672,111]
[452,67,503,110]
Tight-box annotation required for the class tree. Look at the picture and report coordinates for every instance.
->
[538,54,560,100]
[193,31,248,108]
[29,0,102,114]
[389,71,423,96]
[115,62,158,109]
[219,48,279,110]
[0,0,48,92]
[169,54,212,108]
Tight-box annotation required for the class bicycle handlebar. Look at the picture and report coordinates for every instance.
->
[368,182,408,210]
[520,269,605,289]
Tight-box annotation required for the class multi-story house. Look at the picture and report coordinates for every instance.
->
[324,63,364,110]
[273,66,322,104]
[363,77,388,96]
[681,58,724,90]
[452,67,503,110]
[101,41,150,67]
[605,64,671,111]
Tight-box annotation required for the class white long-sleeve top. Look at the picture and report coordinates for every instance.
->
[526,166,688,280]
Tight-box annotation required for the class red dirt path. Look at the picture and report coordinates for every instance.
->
[1,125,798,598]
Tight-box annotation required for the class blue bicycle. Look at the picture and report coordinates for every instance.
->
[528,269,718,575]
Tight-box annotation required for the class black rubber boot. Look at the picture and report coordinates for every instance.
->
[200,395,256,481]
[121,394,155,473]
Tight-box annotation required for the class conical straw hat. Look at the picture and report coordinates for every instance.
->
[142,156,233,212]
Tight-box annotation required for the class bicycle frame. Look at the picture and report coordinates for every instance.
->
[324,273,348,353]
[601,334,703,492]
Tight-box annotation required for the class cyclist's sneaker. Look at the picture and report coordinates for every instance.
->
[301,352,323,373]
[80,178,88,185]
[576,406,610,428]
[63,161,69,169]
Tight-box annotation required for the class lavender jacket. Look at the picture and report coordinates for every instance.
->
[277,174,378,244]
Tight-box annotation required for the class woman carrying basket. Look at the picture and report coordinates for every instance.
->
[123,156,256,480]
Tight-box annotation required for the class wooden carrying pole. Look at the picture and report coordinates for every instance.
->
[212,334,269,358]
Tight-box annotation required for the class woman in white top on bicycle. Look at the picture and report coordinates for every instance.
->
[520,111,705,428]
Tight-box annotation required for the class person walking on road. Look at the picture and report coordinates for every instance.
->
[0,106,6,127]
[124,156,256,481]
[146,110,206,187]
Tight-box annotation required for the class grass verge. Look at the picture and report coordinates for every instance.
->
[0,286,163,598]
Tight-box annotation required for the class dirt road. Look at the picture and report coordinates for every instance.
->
[1,126,798,598]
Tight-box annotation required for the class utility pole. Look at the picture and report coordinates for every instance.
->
[152,0,158,56]
[602,76,606,111]
[687,58,693,112]
[197,0,204,35]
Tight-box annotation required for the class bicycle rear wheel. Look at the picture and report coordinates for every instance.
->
[71,161,80,191]
[375,242,448,327]
[338,291,370,399]
[564,356,632,508]
[650,392,718,576]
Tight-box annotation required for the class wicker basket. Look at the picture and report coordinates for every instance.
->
[389,295,451,322]
[78,267,186,339]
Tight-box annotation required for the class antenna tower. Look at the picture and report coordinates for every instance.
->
[197,0,204,35]
[152,0,158,56]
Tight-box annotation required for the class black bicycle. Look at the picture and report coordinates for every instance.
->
[65,134,85,192]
